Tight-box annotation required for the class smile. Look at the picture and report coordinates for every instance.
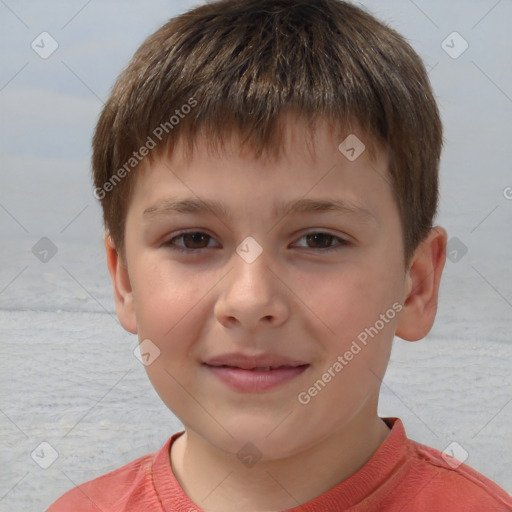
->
[203,363,310,392]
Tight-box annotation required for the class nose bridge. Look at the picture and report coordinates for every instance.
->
[215,241,288,329]
[230,242,276,301]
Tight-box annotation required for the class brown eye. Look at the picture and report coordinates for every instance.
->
[306,233,336,249]
[181,233,211,249]
[166,232,217,251]
[293,232,349,252]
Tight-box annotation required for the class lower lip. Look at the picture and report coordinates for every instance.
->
[204,364,309,392]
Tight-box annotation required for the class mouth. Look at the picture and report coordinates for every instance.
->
[202,360,310,392]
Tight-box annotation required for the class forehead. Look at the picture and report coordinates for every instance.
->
[132,128,392,237]
[130,115,393,226]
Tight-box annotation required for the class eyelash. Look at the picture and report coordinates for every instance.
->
[164,230,350,253]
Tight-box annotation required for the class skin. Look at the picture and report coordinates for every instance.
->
[106,116,447,512]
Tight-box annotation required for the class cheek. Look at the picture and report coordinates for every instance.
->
[130,260,217,385]
[130,257,207,336]
[296,261,394,337]
[133,271,213,424]
[297,260,400,387]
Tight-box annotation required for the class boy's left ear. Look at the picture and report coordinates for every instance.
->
[395,227,447,341]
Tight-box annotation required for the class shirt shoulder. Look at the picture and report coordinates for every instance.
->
[385,438,512,512]
[46,450,161,512]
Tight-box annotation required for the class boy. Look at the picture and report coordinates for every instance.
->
[48,0,512,510]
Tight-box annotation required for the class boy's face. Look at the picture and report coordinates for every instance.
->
[112,117,420,459]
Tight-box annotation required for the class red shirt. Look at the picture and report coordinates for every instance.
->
[47,418,512,511]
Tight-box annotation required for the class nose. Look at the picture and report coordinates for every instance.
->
[214,249,289,332]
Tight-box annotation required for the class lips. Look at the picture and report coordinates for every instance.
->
[203,353,310,392]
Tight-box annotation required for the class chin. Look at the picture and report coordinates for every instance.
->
[201,415,311,461]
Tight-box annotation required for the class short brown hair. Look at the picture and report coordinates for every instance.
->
[92,0,442,264]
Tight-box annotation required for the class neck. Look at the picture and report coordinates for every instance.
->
[170,410,390,512]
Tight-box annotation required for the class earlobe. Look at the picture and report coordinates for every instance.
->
[105,235,138,334]
[395,227,447,341]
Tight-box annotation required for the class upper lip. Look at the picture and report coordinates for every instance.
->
[203,353,309,370]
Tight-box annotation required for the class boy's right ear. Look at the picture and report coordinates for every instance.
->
[105,235,138,334]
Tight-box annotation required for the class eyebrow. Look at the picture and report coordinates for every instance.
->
[143,197,377,224]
